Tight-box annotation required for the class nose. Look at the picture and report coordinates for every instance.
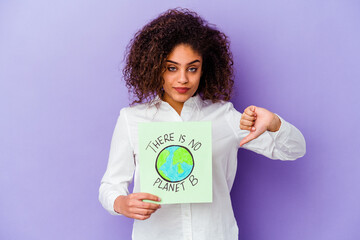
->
[178,69,189,84]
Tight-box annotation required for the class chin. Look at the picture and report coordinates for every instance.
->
[164,89,196,105]
[173,96,190,103]
[176,93,194,101]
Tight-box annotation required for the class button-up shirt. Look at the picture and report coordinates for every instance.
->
[99,95,306,240]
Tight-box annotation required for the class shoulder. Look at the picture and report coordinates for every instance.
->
[200,99,239,115]
[119,102,150,114]
[118,102,159,122]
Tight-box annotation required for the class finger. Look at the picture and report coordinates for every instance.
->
[250,105,257,113]
[128,199,161,211]
[132,192,161,202]
[245,106,257,117]
[240,119,255,127]
[139,201,161,210]
[240,125,256,131]
[132,213,151,221]
[241,113,256,121]
[132,207,157,216]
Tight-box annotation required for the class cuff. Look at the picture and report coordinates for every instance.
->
[107,192,123,216]
[267,113,291,143]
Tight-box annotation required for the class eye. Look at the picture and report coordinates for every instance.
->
[188,67,198,72]
[167,66,176,72]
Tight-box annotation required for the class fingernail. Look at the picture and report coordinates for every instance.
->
[158,197,161,201]
[251,127,255,131]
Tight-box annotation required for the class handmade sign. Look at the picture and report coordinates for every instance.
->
[138,121,212,204]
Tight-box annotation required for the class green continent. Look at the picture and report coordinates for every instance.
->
[177,163,184,174]
[158,169,171,181]
[157,150,170,169]
[172,148,193,166]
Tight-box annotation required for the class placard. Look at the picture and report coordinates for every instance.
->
[138,121,212,204]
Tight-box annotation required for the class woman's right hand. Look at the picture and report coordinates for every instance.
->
[114,193,161,220]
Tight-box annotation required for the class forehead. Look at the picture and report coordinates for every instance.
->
[166,44,202,62]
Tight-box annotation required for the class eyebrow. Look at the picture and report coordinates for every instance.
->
[165,59,201,65]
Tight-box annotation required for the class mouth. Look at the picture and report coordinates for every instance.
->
[174,87,190,94]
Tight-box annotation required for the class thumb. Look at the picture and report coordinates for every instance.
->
[239,132,257,147]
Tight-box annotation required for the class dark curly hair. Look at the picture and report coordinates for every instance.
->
[123,7,234,104]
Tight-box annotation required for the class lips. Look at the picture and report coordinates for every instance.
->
[174,87,190,94]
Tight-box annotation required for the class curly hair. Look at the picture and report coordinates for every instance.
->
[123,7,234,104]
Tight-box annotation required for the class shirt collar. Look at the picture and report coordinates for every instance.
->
[148,94,203,111]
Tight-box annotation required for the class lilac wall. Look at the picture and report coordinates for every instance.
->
[1,1,359,239]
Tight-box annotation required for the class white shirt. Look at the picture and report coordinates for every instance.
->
[99,95,306,240]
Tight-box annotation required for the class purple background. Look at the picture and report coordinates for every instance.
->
[1,1,359,239]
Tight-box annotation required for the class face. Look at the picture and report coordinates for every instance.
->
[161,44,202,113]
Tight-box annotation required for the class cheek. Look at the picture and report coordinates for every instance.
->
[163,73,176,85]
[194,73,202,85]
[162,73,169,85]
[162,77,173,90]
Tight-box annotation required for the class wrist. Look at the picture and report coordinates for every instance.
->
[268,113,281,132]
[114,195,126,214]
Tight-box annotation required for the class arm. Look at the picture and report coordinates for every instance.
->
[227,104,306,160]
[99,108,161,219]
[99,108,136,215]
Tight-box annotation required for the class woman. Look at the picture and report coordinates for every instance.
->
[99,8,306,240]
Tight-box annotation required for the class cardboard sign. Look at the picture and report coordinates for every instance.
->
[138,121,212,204]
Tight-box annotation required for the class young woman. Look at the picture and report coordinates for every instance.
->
[99,8,306,240]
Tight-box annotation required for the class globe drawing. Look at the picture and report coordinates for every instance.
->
[156,145,194,182]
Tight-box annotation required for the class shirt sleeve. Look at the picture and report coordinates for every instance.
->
[226,103,306,160]
[98,108,135,215]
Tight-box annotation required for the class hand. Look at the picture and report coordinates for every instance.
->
[239,105,281,147]
[114,193,161,220]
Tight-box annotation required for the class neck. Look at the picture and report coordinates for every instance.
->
[161,94,184,116]
[171,103,183,115]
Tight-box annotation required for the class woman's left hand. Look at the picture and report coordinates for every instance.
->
[239,105,281,147]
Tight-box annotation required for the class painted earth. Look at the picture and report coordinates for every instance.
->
[156,145,194,182]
